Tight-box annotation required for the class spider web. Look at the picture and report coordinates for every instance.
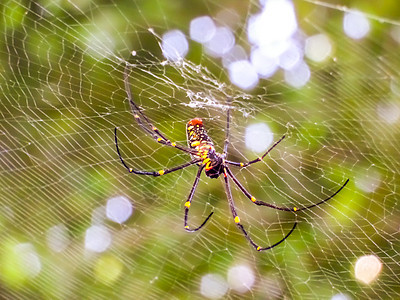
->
[1,0,400,298]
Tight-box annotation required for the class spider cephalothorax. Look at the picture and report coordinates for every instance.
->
[115,64,349,251]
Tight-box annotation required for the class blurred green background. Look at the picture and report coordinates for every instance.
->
[1,0,400,299]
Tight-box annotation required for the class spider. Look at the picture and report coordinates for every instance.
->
[114,65,349,252]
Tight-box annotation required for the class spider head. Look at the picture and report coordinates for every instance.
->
[187,118,203,126]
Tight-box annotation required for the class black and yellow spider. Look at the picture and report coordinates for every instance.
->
[115,65,349,251]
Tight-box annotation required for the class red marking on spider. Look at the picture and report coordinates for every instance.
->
[188,118,203,126]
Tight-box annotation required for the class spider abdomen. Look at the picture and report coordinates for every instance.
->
[186,118,224,179]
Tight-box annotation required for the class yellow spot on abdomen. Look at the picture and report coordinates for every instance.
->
[202,158,210,165]
[185,201,191,208]
[240,162,244,167]
[293,207,298,212]
[134,114,140,119]
[234,216,240,223]
[157,137,162,142]
[251,196,256,202]
[184,225,189,229]
[256,246,261,251]
[201,151,208,159]
[129,168,133,173]
[158,170,165,175]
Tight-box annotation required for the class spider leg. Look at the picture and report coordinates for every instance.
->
[123,65,196,155]
[226,134,286,168]
[223,167,297,251]
[222,97,232,158]
[115,127,200,175]
[291,178,349,211]
[225,166,349,212]
[184,165,214,232]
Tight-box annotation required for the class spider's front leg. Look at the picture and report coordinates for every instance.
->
[123,64,197,156]
[225,134,286,168]
[222,96,232,158]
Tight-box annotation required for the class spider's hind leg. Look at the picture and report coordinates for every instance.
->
[223,167,297,251]
[184,165,214,232]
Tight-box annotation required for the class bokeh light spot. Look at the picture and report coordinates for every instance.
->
[343,10,370,40]
[1,241,42,287]
[284,61,310,88]
[200,273,228,299]
[15,243,41,278]
[190,16,216,44]
[227,265,255,293]
[279,43,302,70]
[204,27,235,57]
[85,225,112,253]
[248,0,297,51]
[106,195,133,224]
[162,30,188,62]
[331,293,352,300]
[376,101,400,124]
[355,168,381,193]
[355,255,382,284]
[245,123,273,152]
[250,48,279,78]
[94,255,123,284]
[305,34,333,62]
[228,60,259,90]
[46,224,70,252]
